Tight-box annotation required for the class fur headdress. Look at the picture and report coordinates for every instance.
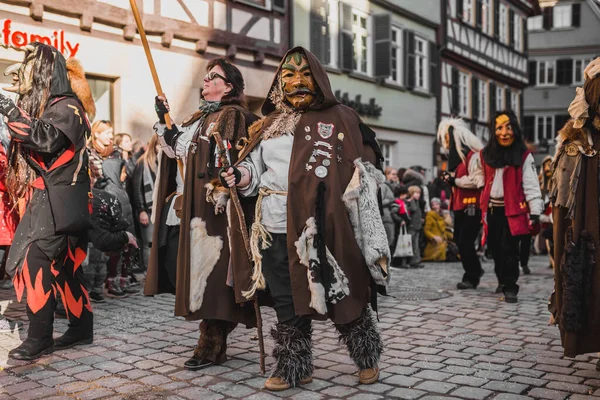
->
[66,58,96,121]
[568,58,600,129]
[436,117,483,163]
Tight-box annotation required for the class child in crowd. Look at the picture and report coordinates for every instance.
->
[405,186,424,268]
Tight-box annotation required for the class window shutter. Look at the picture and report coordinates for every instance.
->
[572,3,581,27]
[556,59,573,85]
[490,82,496,116]
[508,9,514,47]
[542,7,552,30]
[429,41,439,94]
[273,0,286,14]
[373,14,392,79]
[523,116,535,142]
[505,88,512,111]
[310,0,330,65]
[339,2,353,72]
[457,0,464,21]
[476,0,483,29]
[472,78,480,121]
[523,18,529,52]
[405,31,416,90]
[528,61,537,85]
[451,68,460,115]
[494,0,500,38]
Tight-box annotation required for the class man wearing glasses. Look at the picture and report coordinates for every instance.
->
[145,58,258,370]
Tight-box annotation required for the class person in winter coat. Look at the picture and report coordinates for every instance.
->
[403,165,430,213]
[406,186,424,268]
[84,182,138,303]
[132,134,159,271]
[381,168,398,249]
[100,157,138,296]
[390,185,411,268]
[88,120,114,187]
[423,198,452,261]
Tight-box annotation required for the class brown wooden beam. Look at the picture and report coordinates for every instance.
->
[29,2,43,21]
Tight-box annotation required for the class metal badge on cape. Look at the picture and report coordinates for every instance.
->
[317,122,335,139]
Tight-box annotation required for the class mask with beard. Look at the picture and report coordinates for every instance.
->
[280,52,317,111]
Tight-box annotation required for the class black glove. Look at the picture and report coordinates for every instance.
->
[219,166,241,187]
[0,93,16,116]
[154,96,169,124]
[442,171,456,187]
[530,215,540,224]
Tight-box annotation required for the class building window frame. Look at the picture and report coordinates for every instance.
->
[527,15,543,31]
[496,85,505,111]
[511,91,520,120]
[379,140,394,169]
[552,4,572,29]
[459,72,471,118]
[463,0,475,25]
[481,0,492,35]
[573,58,592,85]
[86,74,115,124]
[478,80,488,122]
[499,3,508,44]
[387,26,403,85]
[535,114,555,144]
[513,14,523,52]
[414,36,429,91]
[537,60,556,87]
[352,8,371,76]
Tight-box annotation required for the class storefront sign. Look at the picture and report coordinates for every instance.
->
[1,19,80,57]
[334,90,382,118]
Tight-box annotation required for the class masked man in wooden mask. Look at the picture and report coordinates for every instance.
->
[437,118,484,290]
[549,58,600,367]
[478,110,543,304]
[0,43,96,359]
[221,47,389,391]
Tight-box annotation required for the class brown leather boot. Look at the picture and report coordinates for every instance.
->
[359,367,380,384]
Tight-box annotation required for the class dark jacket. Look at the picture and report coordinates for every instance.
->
[403,167,427,213]
[132,158,155,214]
[406,198,423,231]
[100,158,134,233]
[88,187,129,253]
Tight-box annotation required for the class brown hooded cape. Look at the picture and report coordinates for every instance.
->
[550,119,600,357]
[230,47,380,325]
[145,102,257,327]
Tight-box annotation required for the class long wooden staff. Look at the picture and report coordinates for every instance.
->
[213,130,266,374]
[128,0,172,129]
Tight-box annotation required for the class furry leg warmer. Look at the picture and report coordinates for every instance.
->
[271,323,313,387]
[194,320,236,362]
[335,307,383,370]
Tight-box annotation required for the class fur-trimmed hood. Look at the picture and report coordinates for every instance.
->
[402,168,425,186]
[66,58,96,121]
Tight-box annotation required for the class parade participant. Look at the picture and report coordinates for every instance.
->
[437,118,484,289]
[479,110,543,303]
[538,156,554,269]
[144,57,257,370]
[549,57,600,363]
[221,47,388,390]
[0,43,95,359]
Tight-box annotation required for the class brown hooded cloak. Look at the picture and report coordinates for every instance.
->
[145,102,257,327]
[230,47,385,325]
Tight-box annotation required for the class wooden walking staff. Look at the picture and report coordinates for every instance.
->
[128,0,172,129]
[213,130,266,374]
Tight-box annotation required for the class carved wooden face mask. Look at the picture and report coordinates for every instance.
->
[280,52,316,111]
[495,114,515,147]
[3,45,36,95]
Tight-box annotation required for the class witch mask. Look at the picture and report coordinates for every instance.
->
[280,52,317,111]
[495,114,515,147]
[3,44,37,95]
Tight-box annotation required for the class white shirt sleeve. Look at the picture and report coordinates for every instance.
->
[238,144,265,197]
[455,151,485,189]
[522,153,543,216]
[153,121,195,163]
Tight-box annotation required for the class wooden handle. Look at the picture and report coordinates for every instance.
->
[128,0,172,129]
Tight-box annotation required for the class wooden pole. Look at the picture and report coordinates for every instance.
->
[213,130,266,375]
[128,0,172,129]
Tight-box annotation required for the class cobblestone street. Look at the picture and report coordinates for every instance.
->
[0,256,599,400]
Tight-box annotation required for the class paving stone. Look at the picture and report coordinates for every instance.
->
[545,381,592,394]
[526,388,569,400]
[176,387,225,400]
[387,388,427,399]
[492,395,533,400]
[482,380,529,394]
[413,381,457,394]
[75,388,115,400]
[450,386,493,400]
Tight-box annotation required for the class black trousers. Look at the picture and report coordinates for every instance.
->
[262,233,311,331]
[487,207,520,294]
[454,209,483,286]
[518,234,531,267]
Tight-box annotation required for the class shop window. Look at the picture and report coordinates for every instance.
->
[573,58,592,84]
[552,4,572,29]
[537,61,556,86]
[86,76,113,123]
[378,140,394,169]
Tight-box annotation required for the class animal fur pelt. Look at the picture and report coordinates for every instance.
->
[555,120,596,158]
[189,218,223,312]
[295,217,350,314]
[194,320,236,362]
[334,307,383,370]
[66,58,96,121]
[559,227,595,332]
[205,179,229,215]
[342,158,390,286]
[271,323,313,386]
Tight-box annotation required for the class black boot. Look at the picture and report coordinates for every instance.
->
[335,307,383,384]
[265,322,313,390]
[54,309,93,350]
[9,337,54,360]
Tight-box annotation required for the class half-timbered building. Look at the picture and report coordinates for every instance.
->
[0,0,290,139]
[523,0,600,160]
[294,0,440,172]
[439,0,541,146]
